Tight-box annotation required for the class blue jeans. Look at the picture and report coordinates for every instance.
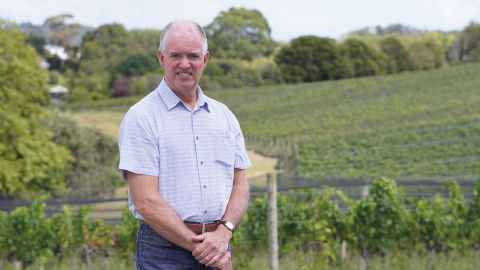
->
[136,222,215,270]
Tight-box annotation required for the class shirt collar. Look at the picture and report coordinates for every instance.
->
[157,79,210,112]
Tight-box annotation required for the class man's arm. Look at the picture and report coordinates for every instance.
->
[192,169,249,266]
[222,168,250,226]
[127,171,197,251]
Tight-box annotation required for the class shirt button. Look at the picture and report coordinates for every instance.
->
[195,136,199,140]
[203,210,207,214]
[200,161,204,165]
[203,185,207,189]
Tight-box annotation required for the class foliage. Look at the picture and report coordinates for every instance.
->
[45,115,122,197]
[2,179,480,267]
[0,200,55,266]
[351,178,410,257]
[408,37,445,70]
[114,208,139,256]
[465,180,480,248]
[202,58,266,90]
[340,38,387,77]
[275,36,349,82]
[379,36,413,73]
[457,22,480,62]
[115,54,158,77]
[0,29,72,198]
[205,7,276,60]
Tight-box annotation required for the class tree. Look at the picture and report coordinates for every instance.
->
[205,7,276,60]
[340,38,387,77]
[456,22,480,62]
[275,36,349,83]
[379,36,413,73]
[116,54,158,77]
[0,29,71,197]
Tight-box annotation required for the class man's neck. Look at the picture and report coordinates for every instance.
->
[164,79,198,110]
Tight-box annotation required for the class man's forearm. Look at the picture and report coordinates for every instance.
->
[222,169,250,226]
[127,172,197,251]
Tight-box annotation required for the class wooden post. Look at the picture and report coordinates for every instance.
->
[341,240,348,261]
[267,173,279,270]
[360,183,369,270]
[361,185,370,198]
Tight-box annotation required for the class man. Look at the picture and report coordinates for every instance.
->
[118,20,251,270]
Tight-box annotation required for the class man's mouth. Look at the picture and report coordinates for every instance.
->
[176,71,193,76]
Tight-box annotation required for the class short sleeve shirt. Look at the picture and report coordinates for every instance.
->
[118,79,251,222]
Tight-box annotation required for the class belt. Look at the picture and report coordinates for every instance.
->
[184,221,219,234]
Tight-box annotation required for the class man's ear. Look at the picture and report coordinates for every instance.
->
[203,52,209,65]
[157,51,165,67]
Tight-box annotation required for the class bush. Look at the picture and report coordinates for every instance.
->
[340,38,387,77]
[408,38,445,70]
[275,36,350,83]
[201,58,265,90]
[380,36,413,73]
[45,115,122,197]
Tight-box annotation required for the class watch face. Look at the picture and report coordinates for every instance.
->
[225,221,235,231]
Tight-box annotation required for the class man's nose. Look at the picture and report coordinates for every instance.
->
[179,56,190,68]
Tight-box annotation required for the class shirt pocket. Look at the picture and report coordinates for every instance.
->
[212,130,235,167]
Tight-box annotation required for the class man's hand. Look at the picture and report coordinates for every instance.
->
[191,226,233,267]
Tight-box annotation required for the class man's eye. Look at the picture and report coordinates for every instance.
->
[188,54,200,59]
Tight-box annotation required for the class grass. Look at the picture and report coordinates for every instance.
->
[64,62,480,181]
[3,249,479,270]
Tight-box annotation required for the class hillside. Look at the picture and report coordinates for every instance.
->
[67,62,480,180]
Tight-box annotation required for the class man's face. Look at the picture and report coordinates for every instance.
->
[157,29,208,94]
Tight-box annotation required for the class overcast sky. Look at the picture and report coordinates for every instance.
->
[1,0,479,41]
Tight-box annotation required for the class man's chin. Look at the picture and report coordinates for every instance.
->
[174,81,197,92]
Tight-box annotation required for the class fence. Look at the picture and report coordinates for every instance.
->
[0,173,476,223]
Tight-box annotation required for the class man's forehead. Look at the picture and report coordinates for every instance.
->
[164,48,204,54]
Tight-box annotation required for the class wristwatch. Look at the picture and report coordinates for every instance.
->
[215,219,235,233]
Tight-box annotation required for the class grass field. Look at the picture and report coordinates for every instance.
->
[65,62,480,181]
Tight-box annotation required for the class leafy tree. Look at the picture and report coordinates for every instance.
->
[127,29,161,54]
[43,14,83,49]
[116,54,158,77]
[340,38,387,77]
[0,29,71,197]
[275,36,350,83]
[205,7,276,60]
[75,24,129,97]
[380,36,413,73]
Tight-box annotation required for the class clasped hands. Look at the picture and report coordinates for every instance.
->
[191,226,233,270]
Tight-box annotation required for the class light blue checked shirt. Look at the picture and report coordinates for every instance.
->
[118,79,251,223]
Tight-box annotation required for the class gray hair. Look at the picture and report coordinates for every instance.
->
[158,20,208,53]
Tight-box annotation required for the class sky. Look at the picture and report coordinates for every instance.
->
[1,0,479,41]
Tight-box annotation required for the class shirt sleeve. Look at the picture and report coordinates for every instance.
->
[118,108,159,177]
[226,108,252,170]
